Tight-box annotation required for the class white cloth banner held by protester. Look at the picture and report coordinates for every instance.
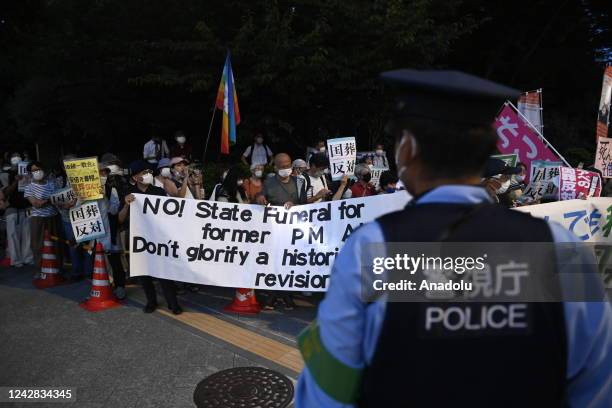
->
[559,167,601,201]
[327,137,357,181]
[522,161,562,202]
[594,136,612,178]
[50,186,77,206]
[70,201,106,243]
[130,192,411,291]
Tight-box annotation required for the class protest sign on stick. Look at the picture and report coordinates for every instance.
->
[559,167,601,201]
[63,157,103,201]
[70,201,106,243]
[130,192,410,291]
[50,187,77,206]
[327,137,357,181]
[594,136,612,178]
[522,161,561,202]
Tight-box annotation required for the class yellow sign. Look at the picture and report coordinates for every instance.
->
[63,157,103,201]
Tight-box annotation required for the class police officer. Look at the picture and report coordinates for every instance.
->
[296,69,612,407]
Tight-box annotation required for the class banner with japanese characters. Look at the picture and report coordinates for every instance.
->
[522,161,561,202]
[369,166,387,189]
[596,66,612,139]
[559,167,601,201]
[495,103,561,182]
[63,157,103,201]
[517,90,543,135]
[69,201,106,243]
[130,192,411,291]
[17,161,30,192]
[594,136,612,178]
[50,187,77,206]
[491,153,518,167]
[327,137,356,181]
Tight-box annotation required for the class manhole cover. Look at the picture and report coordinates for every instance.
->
[193,366,294,408]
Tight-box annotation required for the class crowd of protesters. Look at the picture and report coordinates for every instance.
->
[0,130,604,314]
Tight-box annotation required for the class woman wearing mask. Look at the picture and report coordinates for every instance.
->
[216,166,248,204]
[243,164,264,203]
[163,157,191,198]
[154,158,172,189]
[350,163,377,197]
[169,131,192,161]
[24,161,62,270]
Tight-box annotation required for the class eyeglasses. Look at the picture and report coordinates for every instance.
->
[141,169,153,175]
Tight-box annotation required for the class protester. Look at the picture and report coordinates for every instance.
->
[304,154,331,203]
[350,163,377,197]
[378,170,398,193]
[163,157,191,198]
[242,164,264,203]
[306,140,326,163]
[372,144,389,168]
[482,158,522,206]
[154,158,172,188]
[208,168,229,201]
[216,166,248,204]
[169,131,193,161]
[118,160,182,314]
[24,161,62,270]
[143,135,169,165]
[241,131,273,166]
[292,159,308,178]
[1,153,33,267]
[255,153,307,310]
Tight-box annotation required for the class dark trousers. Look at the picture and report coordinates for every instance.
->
[141,276,178,309]
[108,253,125,288]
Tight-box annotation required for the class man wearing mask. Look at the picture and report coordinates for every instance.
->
[292,159,308,178]
[303,153,348,204]
[378,170,398,194]
[143,135,169,165]
[372,144,389,168]
[482,158,522,206]
[118,160,182,314]
[255,153,307,210]
[24,161,61,270]
[350,163,377,198]
[169,131,192,161]
[241,132,273,167]
[1,153,33,267]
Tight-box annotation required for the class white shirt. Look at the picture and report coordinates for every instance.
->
[143,139,169,164]
[305,173,328,203]
[243,144,272,166]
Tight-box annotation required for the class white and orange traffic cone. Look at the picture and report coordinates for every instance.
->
[80,242,122,312]
[33,230,65,289]
[224,288,261,314]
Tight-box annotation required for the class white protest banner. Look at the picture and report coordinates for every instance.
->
[70,201,106,243]
[594,136,612,178]
[559,167,601,201]
[327,137,356,181]
[50,187,77,206]
[369,167,387,189]
[522,161,561,202]
[17,161,30,192]
[130,192,411,291]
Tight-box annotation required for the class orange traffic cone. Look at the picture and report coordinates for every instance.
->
[224,288,261,314]
[33,230,65,289]
[80,243,122,312]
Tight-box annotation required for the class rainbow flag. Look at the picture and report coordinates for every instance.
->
[215,52,241,154]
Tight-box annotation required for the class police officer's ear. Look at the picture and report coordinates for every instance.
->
[395,130,419,169]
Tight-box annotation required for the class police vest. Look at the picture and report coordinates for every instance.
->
[358,202,567,408]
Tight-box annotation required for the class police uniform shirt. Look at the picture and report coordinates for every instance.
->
[295,185,612,408]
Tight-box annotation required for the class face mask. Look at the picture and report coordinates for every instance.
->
[176,136,186,144]
[376,149,384,156]
[237,179,244,186]
[32,170,44,181]
[254,170,263,178]
[515,174,525,183]
[277,168,292,178]
[100,176,107,186]
[106,164,122,175]
[319,147,326,152]
[140,173,153,185]
[256,137,264,144]
[160,167,171,178]
[497,180,512,194]
[323,168,330,175]
[10,157,22,166]
[362,173,372,183]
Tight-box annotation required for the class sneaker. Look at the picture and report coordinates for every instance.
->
[143,303,157,313]
[115,287,126,300]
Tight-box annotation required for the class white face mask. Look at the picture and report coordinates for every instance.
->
[176,136,186,144]
[256,137,264,144]
[32,170,44,181]
[140,173,153,185]
[319,147,326,152]
[106,164,122,175]
[277,168,292,178]
[10,156,22,166]
[160,167,171,178]
[100,176,107,186]
[497,179,512,194]
[515,174,525,183]
[323,168,330,175]
[237,179,244,186]
[375,149,384,156]
[254,170,263,178]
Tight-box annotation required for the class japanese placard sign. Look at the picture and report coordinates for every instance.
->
[594,136,612,178]
[63,157,103,201]
[327,137,356,181]
[50,187,77,206]
[495,104,560,182]
[69,201,106,243]
[559,167,601,201]
[17,161,30,192]
[491,153,518,167]
[369,167,386,189]
[522,161,561,202]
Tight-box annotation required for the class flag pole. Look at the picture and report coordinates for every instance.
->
[203,100,217,164]
[507,100,571,168]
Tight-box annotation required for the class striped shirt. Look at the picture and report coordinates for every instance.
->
[24,180,58,217]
